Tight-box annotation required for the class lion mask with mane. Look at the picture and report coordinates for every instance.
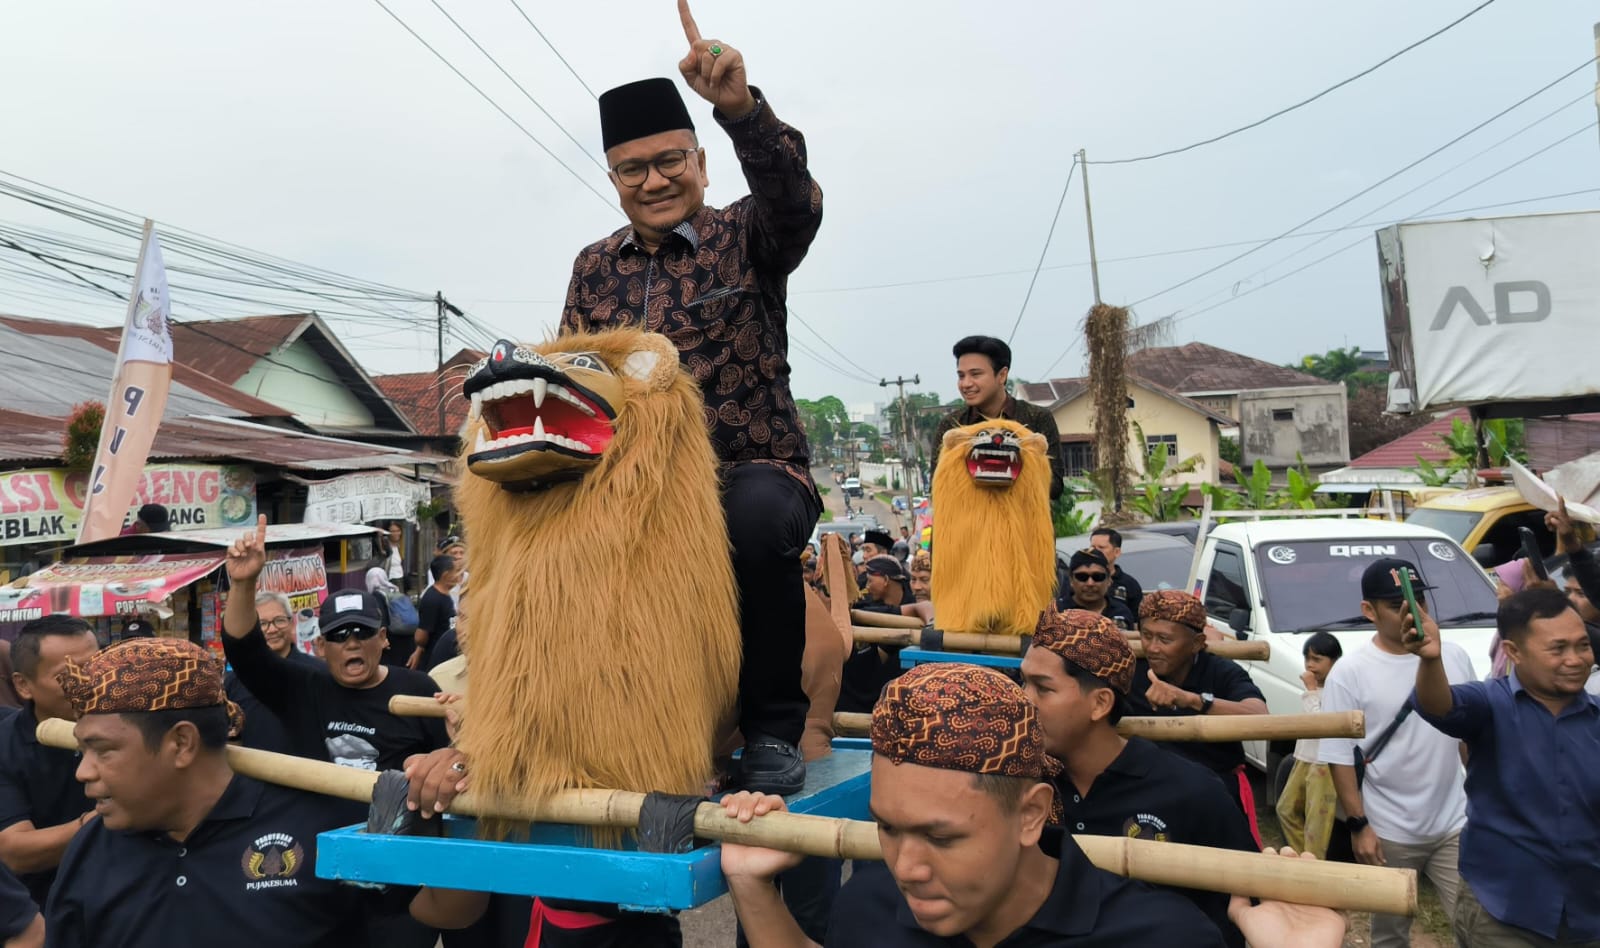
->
[929,419,1056,636]
[453,330,741,837]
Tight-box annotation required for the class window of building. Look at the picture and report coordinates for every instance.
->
[1272,408,1295,422]
[1061,442,1095,477]
[1144,434,1178,463]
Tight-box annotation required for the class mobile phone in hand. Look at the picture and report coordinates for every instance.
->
[1399,568,1424,642]
[1517,526,1549,581]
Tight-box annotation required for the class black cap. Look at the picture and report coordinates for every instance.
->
[599,78,695,152]
[865,555,907,581]
[1069,548,1110,572]
[121,616,153,638]
[1361,557,1435,601]
[864,530,894,550]
[137,503,170,532]
[319,590,386,634]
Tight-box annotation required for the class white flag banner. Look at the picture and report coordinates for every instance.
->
[77,220,174,545]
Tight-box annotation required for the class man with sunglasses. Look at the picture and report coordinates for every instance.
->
[558,0,824,797]
[224,517,449,947]
[1057,549,1136,630]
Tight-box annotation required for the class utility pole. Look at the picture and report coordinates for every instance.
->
[1077,148,1102,304]
[1594,24,1600,151]
[434,292,463,436]
[881,374,920,528]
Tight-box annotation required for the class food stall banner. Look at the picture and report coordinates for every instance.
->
[302,472,430,525]
[0,546,329,623]
[0,464,256,548]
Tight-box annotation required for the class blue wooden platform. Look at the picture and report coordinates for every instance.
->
[315,743,872,912]
[899,647,1020,670]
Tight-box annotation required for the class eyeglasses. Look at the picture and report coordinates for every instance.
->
[610,149,697,187]
[258,617,292,631]
[1072,572,1109,583]
[322,625,381,644]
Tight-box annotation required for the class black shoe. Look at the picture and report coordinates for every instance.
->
[737,737,806,796]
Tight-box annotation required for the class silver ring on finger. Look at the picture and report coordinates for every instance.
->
[449,761,467,774]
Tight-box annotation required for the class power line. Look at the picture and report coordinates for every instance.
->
[1005,155,1077,345]
[1167,119,1599,328]
[368,0,619,214]
[1126,56,1597,308]
[506,0,598,100]
[423,0,605,172]
[1093,0,1499,165]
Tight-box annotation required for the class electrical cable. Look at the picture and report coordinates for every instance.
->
[1093,0,1499,165]
[369,0,619,214]
[1125,56,1597,308]
[505,0,598,100]
[1005,156,1077,345]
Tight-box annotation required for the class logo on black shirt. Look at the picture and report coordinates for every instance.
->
[1122,813,1169,843]
[242,832,304,890]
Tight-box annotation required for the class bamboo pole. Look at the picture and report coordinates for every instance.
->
[847,626,1269,661]
[35,719,1412,914]
[849,609,925,630]
[829,710,1364,742]
[390,699,1363,743]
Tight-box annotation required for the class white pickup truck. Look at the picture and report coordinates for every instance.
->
[1188,517,1500,796]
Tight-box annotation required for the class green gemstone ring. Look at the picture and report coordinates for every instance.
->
[710,44,723,56]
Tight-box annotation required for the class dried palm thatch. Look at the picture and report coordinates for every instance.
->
[1086,303,1131,512]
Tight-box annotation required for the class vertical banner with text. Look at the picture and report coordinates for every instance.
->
[78,221,174,545]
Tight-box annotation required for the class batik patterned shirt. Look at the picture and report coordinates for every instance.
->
[560,89,821,491]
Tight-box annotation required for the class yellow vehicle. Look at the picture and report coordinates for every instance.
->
[1404,486,1556,567]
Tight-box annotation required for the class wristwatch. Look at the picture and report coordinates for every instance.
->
[1347,816,1370,834]
[1199,692,1215,714]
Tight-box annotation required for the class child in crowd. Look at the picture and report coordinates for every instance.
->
[1275,632,1343,858]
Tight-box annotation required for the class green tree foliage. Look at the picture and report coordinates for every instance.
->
[793,396,850,459]
[1293,345,1386,396]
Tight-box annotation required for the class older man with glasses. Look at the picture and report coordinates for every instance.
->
[1057,548,1136,630]
[557,0,824,798]
[223,591,321,754]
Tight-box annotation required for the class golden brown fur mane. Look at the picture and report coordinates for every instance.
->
[454,329,741,840]
[929,419,1056,636]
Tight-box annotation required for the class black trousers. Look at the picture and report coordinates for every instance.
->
[723,463,820,747]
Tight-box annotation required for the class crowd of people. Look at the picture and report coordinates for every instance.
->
[0,2,1591,945]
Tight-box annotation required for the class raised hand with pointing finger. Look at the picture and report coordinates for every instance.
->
[677,0,755,119]
[227,514,269,585]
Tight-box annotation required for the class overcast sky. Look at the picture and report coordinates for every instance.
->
[1,0,1596,408]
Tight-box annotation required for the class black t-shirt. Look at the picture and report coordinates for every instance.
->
[837,599,903,715]
[0,861,34,940]
[0,704,91,906]
[1125,653,1265,776]
[45,775,371,948]
[1111,565,1144,617]
[826,826,1222,947]
[427,628,460,672]
[223,626,448,774]
[226,649,323,756]
[1053,737,1258,946]
[416,587,456,663]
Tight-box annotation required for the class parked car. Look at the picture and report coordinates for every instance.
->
[811,517,879,551]
[1405,486,1558,568]
[1053,529,1196,599]
[842,477,863,498]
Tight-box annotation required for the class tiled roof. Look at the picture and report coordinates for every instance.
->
[1348,409,1467,469]
[373,348,483,439]
[165,314,311,384]
[1125,342,1327,394]
[1017,379,1087,406]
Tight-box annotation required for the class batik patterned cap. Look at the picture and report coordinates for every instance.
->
[57,638,244,737]
[1032,608,1136,694]
[1138,589,1208,633]
[871,663,1043,779]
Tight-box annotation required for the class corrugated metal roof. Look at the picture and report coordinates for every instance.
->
[1125,342,1327,394]
[0,317,289,418]
[167,313,310,384]
[1348,409,1466,469]
[0,409,446,470]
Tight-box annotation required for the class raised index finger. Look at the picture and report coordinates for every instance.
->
[254,513,268,548]
[677,0,702,44]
